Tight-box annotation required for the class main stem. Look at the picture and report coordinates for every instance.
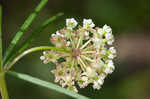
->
[0,4,9,99]
[0,73,9,99]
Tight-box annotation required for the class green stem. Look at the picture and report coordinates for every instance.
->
[0,73,9,99]
[0,5,9,99]
[4,46,69,70]
[3,0,48,63]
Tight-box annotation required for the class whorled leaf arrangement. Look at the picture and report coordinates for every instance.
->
[40,18,117,92]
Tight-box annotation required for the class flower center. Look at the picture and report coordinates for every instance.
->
[72,48,81,58]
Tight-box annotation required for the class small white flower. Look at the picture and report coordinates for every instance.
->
[56,31,64,38]
[51,33,55,37]
[99,73,106,80]
[97,25,112,36]
[97,25,114,45]
[40,56,45,60]
[81,76,88,81]
[66,18,78,29]
[98,28,104,36]
[107,40,114,45]
[93,81,101,89]
[109,47,116,54]
[104,67,113,74]
[97,78,104,85]
[105,33,113,40]
[78,81,89,88]
[56,31,61,36]
[83,19,95,29]
[107,60,114,68]
[105,32,114,45]
[65,75,72,82]
[66,41,70,46]
[103,24,112,33]
[108,54,114,59]
[108,47,116,59]
[104,60,115,74]
[73,86,78,93]
[84,31,89,36]
[43,51,46,55]
[86,67,93,75]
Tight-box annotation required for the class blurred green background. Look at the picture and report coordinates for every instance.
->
[2,0,150,99]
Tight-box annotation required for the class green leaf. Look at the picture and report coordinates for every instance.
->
[4,13,63,66]
[0,5,2,72]
[3,0,48,63]
[7,71,89,99]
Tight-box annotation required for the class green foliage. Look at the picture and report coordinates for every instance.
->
[7,71,89,99]
[4,13,63,66]
[3,0,48,63]
[0,5,2,71]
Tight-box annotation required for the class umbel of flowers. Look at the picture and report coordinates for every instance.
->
[40,18,116,92]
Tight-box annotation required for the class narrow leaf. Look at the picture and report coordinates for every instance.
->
[4,13,63,66]
[7,71,89,99]
[0,5,3,72]
[3,0,48,63]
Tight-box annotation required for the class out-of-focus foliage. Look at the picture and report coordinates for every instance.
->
[2,0,150,99]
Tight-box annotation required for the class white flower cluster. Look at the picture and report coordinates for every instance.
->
[40,18,116,92]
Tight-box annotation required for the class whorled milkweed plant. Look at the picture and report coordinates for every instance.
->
[40,18,116,92]
[0,0,116,99]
